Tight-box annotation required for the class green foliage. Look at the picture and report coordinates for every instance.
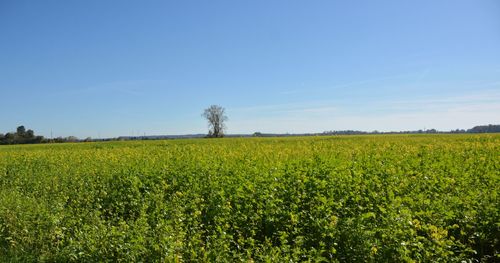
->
[0,134,498,262]
[0,126,44,145]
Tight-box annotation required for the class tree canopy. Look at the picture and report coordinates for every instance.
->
[202,105,228,138]
[0,126,44,145]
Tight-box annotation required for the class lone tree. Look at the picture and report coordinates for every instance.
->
[202,105,228,138]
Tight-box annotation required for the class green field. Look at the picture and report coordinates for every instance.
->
[0,135,498,262]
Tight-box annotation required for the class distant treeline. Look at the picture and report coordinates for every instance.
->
[255,124,500,137]
[321,124,500,135]
[1,124,499,145]
[0,126,86,145]
[466,124,500,133]
[0,126,44,145]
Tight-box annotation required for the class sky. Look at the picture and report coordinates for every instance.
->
[1,0,499,138]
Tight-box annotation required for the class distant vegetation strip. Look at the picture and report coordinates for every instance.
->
[1,124,499,145]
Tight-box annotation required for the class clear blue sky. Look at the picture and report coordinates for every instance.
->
[1,0,499,138]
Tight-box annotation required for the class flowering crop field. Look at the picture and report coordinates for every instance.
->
[0,135,498,262]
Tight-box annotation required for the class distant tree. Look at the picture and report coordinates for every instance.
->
[66,136,79,142]
[253,132,263,137]
[33,136,44,143]
[26,129,34,138]
[4,133,15,144]
[17,126,26,136]
[202,105,228,138]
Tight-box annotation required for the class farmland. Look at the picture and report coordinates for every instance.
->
[0,134,498,262]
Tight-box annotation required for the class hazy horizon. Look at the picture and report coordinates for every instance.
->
[1,1,499,138]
